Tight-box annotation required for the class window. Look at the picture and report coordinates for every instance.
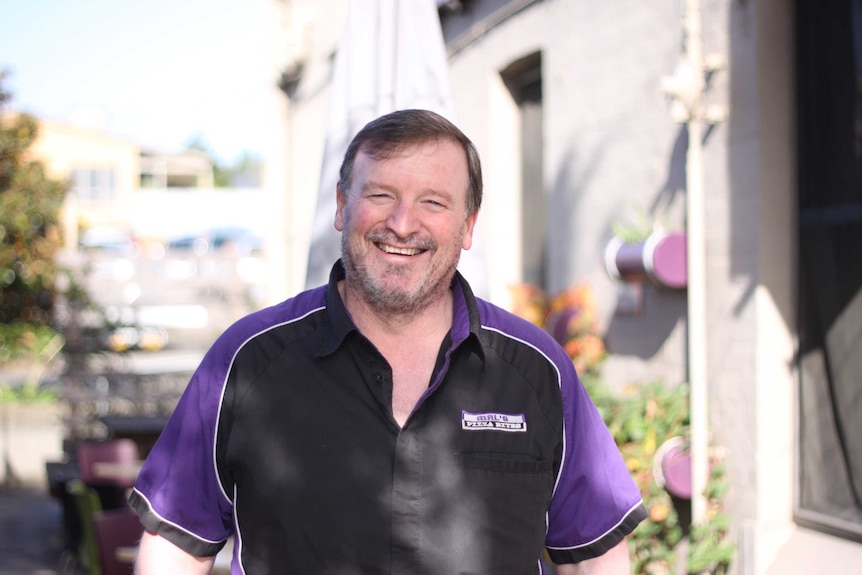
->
[71,168,117,203]
[796,0,862,541]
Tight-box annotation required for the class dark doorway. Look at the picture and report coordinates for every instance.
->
[501,51,545,288]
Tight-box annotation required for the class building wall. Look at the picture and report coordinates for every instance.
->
[717,0,798,571]
[701,0,764,567]
[442,2,804,571]
[444,0,689,396]
[29,118,140,241]
[268,0,344,297]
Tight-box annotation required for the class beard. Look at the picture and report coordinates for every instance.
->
[341,227,463,317]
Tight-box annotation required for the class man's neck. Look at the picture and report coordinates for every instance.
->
[339,279,455,427]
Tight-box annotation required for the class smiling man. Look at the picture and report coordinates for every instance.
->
[129,109,646,575]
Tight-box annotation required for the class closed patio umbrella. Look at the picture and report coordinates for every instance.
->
[305,0,487,296]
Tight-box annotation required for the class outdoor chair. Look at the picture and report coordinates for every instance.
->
[76,439,140,510]
[64,478,103,575]
[92,508,144,575]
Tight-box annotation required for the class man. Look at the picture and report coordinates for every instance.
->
[130,109,647,574]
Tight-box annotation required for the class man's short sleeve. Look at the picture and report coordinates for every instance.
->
[128,341,236,557]
[545,360,647,564]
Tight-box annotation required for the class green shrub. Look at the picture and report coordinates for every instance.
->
[0,322,62,365]
[510,284,734,573]
[584,376,734,574]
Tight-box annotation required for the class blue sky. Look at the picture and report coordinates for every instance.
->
[0,0,270,164]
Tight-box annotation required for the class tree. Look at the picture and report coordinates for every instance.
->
[0,72,67,326]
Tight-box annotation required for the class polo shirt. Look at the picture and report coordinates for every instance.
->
[129,260,646,574]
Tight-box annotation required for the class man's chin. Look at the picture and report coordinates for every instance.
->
[364,279,428,312]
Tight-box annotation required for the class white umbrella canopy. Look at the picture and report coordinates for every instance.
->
[305,0,487,297]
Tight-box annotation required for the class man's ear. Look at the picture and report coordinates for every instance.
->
[334,185,347,231]
[461,210,479,251]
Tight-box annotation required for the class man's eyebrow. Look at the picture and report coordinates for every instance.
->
[426,189,456,203]
[360,180,455,201]
[360,180,394,194]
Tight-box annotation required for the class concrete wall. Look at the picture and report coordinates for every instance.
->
[267,0,345,297]
[716,0,799,572]
[0,404,65,487]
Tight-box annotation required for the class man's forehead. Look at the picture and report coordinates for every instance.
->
[357,137,461,160]
[354,139,467,180]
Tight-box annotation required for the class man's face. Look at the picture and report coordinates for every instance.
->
[335,138,477,315]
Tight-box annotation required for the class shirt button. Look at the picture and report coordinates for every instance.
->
[376,374,385,383]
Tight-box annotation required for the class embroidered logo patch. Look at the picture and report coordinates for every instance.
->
[461,411,527,432]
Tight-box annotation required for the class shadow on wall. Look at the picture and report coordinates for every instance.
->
[604,284,685,359]
[548,120,688,362]
[652,125,688,216]
[546,136,605,293]
[605,124,688,358]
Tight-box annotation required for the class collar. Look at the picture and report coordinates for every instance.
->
[317,260,355,356]
[316,259,486,365]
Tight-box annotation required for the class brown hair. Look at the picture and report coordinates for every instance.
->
[337,109,483,215]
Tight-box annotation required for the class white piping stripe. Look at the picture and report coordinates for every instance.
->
[545,501,644,551]
[479,325,566,537]
[212,305,327,504]
[130,487,226,545]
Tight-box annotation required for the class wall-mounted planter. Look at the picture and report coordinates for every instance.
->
[653,436,692,500]
[604,230,687,289]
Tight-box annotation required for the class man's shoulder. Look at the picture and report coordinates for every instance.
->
[472,297,565,360]
[213,285,329,353]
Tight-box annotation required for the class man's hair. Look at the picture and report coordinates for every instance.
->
[337,109,483,215]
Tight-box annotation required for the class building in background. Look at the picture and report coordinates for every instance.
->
[139,148,214,189]
[265,0,862,573]
[19,116,271,349]
[23,117,219,247]
[26,117,140,248]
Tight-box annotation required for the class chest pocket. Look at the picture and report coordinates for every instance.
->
[416,450,553,574]
[457,452,553,475]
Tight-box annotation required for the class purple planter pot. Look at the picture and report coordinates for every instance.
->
[604,230,687,289]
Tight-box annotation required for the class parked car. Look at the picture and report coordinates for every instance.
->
[79,226,137,256]
[166,227,262,257]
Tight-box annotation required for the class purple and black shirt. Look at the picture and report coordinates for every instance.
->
[129,261,646,574]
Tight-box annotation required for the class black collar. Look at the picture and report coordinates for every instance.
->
[316,259,485,365]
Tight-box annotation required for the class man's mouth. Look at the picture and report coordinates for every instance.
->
[376,243,426,256]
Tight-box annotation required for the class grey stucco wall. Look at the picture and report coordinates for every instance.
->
[446,0,690,390]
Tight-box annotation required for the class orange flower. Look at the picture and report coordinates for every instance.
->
[509,282,607,373]
[508,284,549,327]
[649,504,670,522]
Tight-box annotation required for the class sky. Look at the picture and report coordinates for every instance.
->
[0,0,271,164]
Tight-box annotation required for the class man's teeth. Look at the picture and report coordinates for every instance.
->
[379,244,422,256]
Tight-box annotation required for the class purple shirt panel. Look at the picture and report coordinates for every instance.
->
[132,286,328,546]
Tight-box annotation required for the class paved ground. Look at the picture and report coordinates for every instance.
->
[0,483,71,575]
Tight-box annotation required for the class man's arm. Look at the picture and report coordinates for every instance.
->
[554,539,631,575]
[135,531,215,575]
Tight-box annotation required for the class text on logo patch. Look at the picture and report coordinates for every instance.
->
[461,411,527,432]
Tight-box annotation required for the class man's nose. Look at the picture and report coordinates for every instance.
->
[386,201,421,237]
